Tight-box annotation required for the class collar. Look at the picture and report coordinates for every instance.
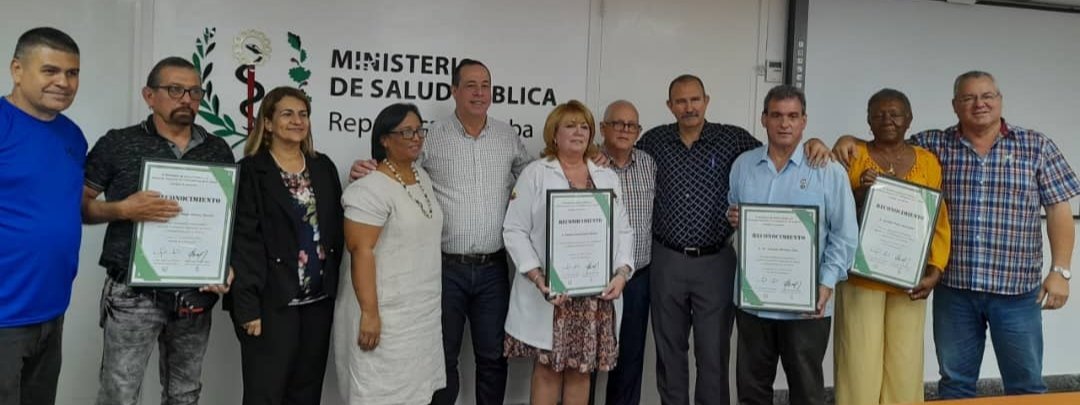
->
[665,121,713,144]
[601,147,637,169]
[141,115,207,143]
[539,156,602,176]
[953,118,1013,139]
[250,148,278,171]
[755,142,804,169]
[451,112,491,138]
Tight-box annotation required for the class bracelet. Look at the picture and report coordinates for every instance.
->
[616,267,631,280]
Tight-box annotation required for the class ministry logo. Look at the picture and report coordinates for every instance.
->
[191,27,312,148]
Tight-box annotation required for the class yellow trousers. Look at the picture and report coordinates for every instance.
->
[834,282,927,405]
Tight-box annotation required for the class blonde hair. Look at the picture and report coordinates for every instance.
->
[244,86,316,157]
[541,99,599,160]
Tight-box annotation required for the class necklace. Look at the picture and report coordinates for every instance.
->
[384,159,434,219]
[868,142,909,176]
[269,150,306,174]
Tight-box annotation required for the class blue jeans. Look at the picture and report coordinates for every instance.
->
[96,279,212,405]
[605,266,650,405]
[933,284,1045,399]
[429,255,510,405]
[0,315,63,405]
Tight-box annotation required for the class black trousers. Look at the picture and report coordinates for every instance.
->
[587,266,651,405]
[607,266,652,405]
[234,298,333,405]
[0,315,63,405]
[650,242,737,405]
[735,310,831,405]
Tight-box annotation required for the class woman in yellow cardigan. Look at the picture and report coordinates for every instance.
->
[834,88,951,405]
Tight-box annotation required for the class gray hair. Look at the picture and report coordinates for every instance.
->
[953,70,997,98]
[603,99,638,121]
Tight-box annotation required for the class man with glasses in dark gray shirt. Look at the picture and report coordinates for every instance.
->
[82,57,233,405]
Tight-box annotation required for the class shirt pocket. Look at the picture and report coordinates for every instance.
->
[1001,155,1038,200]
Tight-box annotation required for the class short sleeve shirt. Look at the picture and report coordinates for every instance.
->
[636,122,761,248]
[909,120,1080,294]
[84,117,236,276]
[0,97,86,326]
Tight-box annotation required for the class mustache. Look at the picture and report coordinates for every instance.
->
[680,112,699,119]
[170,107,195,116]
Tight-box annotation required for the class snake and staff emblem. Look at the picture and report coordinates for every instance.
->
[233,30,271,131]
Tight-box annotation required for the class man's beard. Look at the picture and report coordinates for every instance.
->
[168,107,195,125]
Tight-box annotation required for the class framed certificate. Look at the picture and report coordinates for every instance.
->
[852,175,941,289]
[127,159,239,287]
[737,204,819,313]
[545,189,614,297]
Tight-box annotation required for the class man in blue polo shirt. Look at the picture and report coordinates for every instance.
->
[0,27,85,405]
[727,84,857,405]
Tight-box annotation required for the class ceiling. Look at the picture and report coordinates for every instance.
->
[944,0,1080,12]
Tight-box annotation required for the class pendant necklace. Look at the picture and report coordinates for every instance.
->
[385,159,434,218]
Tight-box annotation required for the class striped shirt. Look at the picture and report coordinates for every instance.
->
[910,120,1080,295]
[421,115,533,254]
[637,122,761,248]
[604,148,657,269]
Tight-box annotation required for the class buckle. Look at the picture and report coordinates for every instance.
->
[683,247,701,256]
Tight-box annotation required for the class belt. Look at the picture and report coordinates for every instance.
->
[141,289,218,317]
[442,249,506,265]
[656,239,726,258]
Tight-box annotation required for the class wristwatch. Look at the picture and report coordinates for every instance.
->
[1051,266,1072,281]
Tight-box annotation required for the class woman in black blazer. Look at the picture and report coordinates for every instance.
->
[227,86,344,405]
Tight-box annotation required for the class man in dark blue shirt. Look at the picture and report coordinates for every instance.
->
[0,27,85,405]
[636,74,761,405]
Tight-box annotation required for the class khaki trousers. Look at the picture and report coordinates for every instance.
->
[834,282,927,405]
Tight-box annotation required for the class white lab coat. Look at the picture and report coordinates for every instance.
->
[502,157,635,351]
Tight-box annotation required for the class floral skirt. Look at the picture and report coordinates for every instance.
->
[504,297,618,373]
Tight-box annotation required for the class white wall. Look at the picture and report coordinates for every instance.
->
[803,0,1080,385]
[0,1,771,403]
[0,1,137,403]
[2,0,1078,404]
[592,1,787,402]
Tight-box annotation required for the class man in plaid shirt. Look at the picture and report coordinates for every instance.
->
[832,71,1079,399]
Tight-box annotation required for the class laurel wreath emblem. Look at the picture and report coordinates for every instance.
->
[287,32,311,94]
[193,27,247,147]
[193,28,313,147]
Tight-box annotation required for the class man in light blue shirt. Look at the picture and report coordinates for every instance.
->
[727,85,857,405]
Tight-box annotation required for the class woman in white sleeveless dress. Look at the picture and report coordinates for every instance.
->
[334,103,445,404]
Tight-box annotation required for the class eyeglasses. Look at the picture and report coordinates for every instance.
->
[389,127,429,139]
[955,92,1000,105]
[152,85,206,100]
[602,121,642,133]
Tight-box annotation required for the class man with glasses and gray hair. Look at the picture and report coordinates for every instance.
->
[81,56,234,405]
[830,71,1080,399]
[588,100,656,405]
